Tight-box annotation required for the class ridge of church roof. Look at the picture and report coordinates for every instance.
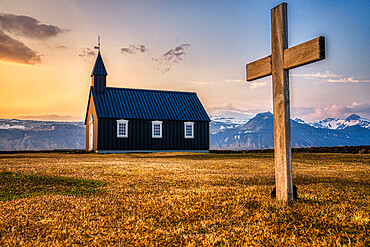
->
[104,87,197,95]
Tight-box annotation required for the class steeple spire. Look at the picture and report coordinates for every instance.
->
[91,36,107,92]
[91,52,107,77]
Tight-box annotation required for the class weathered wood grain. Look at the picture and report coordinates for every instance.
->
[246,37,325,81]
[271,3,294,203]
[246,56,271,81]
[245,3,326,203]
[284,36,325,70]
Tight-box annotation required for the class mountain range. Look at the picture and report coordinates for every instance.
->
[210,113,370,150]
[294,114,370,130]
[0,113,369,151]
[0,119,85,151]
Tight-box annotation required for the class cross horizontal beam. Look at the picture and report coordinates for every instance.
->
[246,36,325,81]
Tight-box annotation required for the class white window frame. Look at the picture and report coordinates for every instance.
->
[184,122,194,139]
[152,120,163,138]
[117,119,129,138]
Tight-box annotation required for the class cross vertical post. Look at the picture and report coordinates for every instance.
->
[271,3,293,203]
[246,2,325,204]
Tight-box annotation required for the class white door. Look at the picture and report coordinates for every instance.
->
[89,122,93,150]
[89,114,93,151]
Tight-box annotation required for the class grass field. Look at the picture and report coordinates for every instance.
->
[0,152,369,246]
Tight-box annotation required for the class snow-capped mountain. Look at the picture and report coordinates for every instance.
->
[0,119,85,151]
[308,114,370,130]
[211,113,370,150]
[210,116,249,125]
[293,118,306,124]
[210,116,249,135]
[0,113,369,151]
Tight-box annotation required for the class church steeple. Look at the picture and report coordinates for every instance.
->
[91,37,107,93]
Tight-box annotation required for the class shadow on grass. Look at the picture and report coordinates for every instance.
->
[0,171,107,201]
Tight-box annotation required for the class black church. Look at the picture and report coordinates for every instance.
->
[85,51,210,153]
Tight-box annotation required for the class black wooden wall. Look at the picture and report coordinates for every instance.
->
[97,118,209,151]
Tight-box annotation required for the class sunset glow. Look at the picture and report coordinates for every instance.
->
[1,0,369,122]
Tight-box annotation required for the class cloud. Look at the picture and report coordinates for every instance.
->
[0,30,41,64]
[0,13,67,39]
[249,81,268,89]
[224,78,269,89]
[222,79,268,89]
[224,79,245,84]
[0,13,67,64]
[188,79,248,90]
[56,45,67,49]
[327,77,370,83]
[291,106,316,118]
[121,45,147,54]
[79,47,96,61]
[207,103,247,113]
[162,44,190,63]
[188,78,266,92]
[153,44,191,73]
[207,103,257,121]
[292,71,341,79]
[292,102,370,122]
[16,114,81,121]
[292,71,369,83]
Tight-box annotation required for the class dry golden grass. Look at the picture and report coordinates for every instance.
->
[0,152,369,246]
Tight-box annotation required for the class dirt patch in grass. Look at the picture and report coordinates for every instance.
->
[0,152,369,246]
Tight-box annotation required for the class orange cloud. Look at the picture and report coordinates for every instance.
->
[0,13,67,65]
[0,30,41,64]
[0,13,67,39]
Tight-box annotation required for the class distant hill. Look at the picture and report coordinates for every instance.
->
[0,119,85,151]
[1,113,369,151]
[210,112,370,150]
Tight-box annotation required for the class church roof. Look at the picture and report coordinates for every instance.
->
[89,87,210,121]
[91,52,107,76]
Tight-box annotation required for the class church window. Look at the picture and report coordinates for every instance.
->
[152,121,163,138]
[184,122,194,139]
[117,120,128,138]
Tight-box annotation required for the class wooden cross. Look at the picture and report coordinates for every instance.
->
[246,2,325,203]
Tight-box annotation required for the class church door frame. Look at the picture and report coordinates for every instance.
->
[89,113,93,151]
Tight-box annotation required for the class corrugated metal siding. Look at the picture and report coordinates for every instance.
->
[98,118,209,151]
[92,87,210,121]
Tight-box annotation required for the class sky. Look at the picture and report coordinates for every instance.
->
[0,0,369,122]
